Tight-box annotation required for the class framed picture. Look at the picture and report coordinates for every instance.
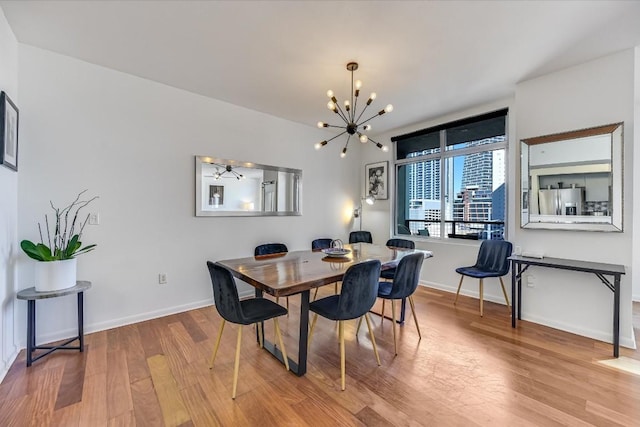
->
[365,161,388,200]
[0,91,19,171]
[209,185,224,207]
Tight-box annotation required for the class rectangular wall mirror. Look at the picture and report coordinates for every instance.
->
[195,156,302,217]
[520,123,623,232]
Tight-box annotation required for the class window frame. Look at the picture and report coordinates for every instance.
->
[392,110,509,241]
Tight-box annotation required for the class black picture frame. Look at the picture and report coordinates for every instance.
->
[0,91,19,171]
[365,161,388,200]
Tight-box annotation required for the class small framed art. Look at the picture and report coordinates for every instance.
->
[0,91,19,171]
[365,161,388,200]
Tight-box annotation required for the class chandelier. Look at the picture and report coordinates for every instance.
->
[212,164,245,180]
[315,62,392,157]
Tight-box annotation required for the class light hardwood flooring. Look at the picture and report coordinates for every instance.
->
[1,286,639,426]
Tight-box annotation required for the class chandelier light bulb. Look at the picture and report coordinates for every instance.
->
[317,121,325,128]
[341,148,347,158]
[363,124,371,131]
[355,80,362,89]
[327,90,334,98]
[327,101,336,111]
[385,104,394,113]
[370,92,377,100]
[382,145,389,152]
[344,100,350,107]
[359,135,368,143]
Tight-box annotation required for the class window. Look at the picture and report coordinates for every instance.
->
[392,109,508,240]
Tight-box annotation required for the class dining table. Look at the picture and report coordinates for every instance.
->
[217,243,433,376]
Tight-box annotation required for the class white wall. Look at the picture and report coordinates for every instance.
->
[634,46,640,302]
[0,6,18,381]
[365,50,637,349]
[15,44,363,350]
[515,49,635,348]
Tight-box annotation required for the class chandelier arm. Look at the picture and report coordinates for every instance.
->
[366,135,387,151]
[324,124,348,130]
[325,130,348,143]
[334,103,350,124]
[352,92,360,123]
[343,134,352,150]
[358,111,385,127]
[354,102,372,124]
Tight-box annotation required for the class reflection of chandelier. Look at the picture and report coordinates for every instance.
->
[315,62,392,158]
[212,164,245,180]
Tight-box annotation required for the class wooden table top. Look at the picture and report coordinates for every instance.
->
[217,243,432,297]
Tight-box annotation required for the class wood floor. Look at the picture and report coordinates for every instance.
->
[1,286,639,426]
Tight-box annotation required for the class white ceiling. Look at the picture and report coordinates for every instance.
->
[2,1,640,135]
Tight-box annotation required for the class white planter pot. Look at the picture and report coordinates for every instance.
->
[34,258,77,292]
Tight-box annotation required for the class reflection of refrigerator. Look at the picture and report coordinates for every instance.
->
[538,188,584,215]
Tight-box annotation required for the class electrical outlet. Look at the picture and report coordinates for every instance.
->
[89,213,100,225]
[158,273,167,284]
[526,274,535,288]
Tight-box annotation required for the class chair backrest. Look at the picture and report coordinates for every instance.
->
[254,243,288,256]
[387,252,424,299]
[335,260,381,320]
[386,238,415,249]
[397,224,412,235]
[206,261,245,324]
[349,231,373,244]
[311,238,333,250]
[473,240,513,276]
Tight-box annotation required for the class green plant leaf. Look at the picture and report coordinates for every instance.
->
[65,235,81,257]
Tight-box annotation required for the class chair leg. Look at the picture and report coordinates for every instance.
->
[499,277,511,313]
[312,287,319,301]
[286,297,289,312]
[408,296,421,340]
[356,316,363,335]
[232,325,242,399]
[307,313,318,350]
[391,299,398,356]
[454,275,464,305]
[334,282,338,294]
[339,320,346,391]
[273,318,289,371]
[380,300,386,326]
[364,314,381,366]
[257,322,263,349]
[479,279,484,317]
[209,319,226,369]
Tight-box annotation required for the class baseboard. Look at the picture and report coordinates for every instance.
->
[0,347,19,383]
[522,313,637,350]
[419,281,637,350]
[17,298,214,349]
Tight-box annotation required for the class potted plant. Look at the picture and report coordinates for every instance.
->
[21,190,98,292]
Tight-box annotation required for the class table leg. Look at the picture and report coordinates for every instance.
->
[78,292,85,352]
[27,300,35,367]
[511,262,516,328]
[297,290,310,376]
[517,262,522,321]
[254,289,264,344]
[613,274,620,358]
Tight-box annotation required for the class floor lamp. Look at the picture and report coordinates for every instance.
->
[353,194,376,231]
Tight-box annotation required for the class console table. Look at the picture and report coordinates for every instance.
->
[16,281,91,366]
[508,256,625,357]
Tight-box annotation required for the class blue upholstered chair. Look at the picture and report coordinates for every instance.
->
[454,240,513,317]
[349,231,373,244]
[255,243,290,309]
[380,238,415,280]
[206,261,289,399]
[376,252,424,355]
[311,238,339,299]
[311,238,333,251]
[307,260,382,390]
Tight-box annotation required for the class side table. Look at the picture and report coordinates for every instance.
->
[16,281,91,366]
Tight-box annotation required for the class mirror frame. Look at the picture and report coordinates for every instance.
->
[520,122,623,232]
[195,155,302,217]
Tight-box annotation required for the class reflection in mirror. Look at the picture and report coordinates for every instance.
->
[195,156,302,217]
[520,123,623,231]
